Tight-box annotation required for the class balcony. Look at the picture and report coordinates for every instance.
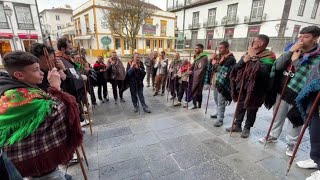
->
[188,23,201,29]
[221,16,239,26]
[244,14,267,24]
[203,20,218,28]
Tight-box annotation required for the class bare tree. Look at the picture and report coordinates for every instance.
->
[101,0,157,54]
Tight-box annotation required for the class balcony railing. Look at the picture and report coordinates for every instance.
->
[221,16,239,26]
[244,14,267,24]
[203,20,218,28]
[188,23,201,29]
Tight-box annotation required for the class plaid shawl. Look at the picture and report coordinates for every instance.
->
[2,85,83,177]
[215,53,236,102]
[295,62,320,122]
[288,47,320,94]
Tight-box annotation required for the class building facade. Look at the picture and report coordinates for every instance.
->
[0,0,43,58]
[168,0,320,53]
[73,0,176,57]
[40,5,73,48]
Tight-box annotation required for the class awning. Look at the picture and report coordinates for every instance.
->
[17,33,38,39]
[0,33,13,38]
[74,35,92,40]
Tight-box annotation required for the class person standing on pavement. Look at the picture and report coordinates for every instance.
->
[226,34,276,138]
[107,52,126,104]
[126,53,151,113]
[175,59,191,107]
[295,62,320,180]
[144,52,154,88]
[168,53,182,100]
[260,26,320,156]
[210,41,236,127]
[189,44,209,109]
[93,56,109,103]
[153,51,168,96]
[56,38,90,127]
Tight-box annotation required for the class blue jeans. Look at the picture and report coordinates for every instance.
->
[130,85,147,108]
[309,103,320,170]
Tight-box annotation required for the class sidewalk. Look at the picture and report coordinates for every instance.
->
[64,84,312,180]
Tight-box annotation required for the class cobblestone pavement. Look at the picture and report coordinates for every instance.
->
[64,84,313,180]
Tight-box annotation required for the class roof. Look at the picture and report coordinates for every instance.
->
[108,0,162,11]
[40,8,73,15]
[168,0,221,12]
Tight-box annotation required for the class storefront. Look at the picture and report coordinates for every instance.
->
[0,33,14,58]
[17,33,38,52]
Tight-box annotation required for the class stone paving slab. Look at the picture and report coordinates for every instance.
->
[65,85,313,180]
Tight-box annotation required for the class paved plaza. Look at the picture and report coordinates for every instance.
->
[65,84,314,180]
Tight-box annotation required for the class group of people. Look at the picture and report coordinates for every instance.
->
[0,25,319,180]
[143,26,320,180]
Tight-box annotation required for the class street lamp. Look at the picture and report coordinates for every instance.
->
[4,5,17,50]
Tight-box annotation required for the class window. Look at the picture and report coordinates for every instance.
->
[298,0,307,16]
[146,39,151,48]
[115,38,121,49]
[160,20,167,36]
[227,4,238,21]
[154,40,157,48]
[251,0,264,19]
[0,3,9,28]
[57,26,62,30]
[159,40,163,48]
[75,18,81,36]
[14,4,34,30]
[311,1,319,19]
[85,14,90,33]
[247,26,260,38]
[208,8,216,26]
[56,15,60,21]
[124,40,129,50]
[192,12,199,26]
[224,28,234,39]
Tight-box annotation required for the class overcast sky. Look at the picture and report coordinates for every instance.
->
[37,0,167,11]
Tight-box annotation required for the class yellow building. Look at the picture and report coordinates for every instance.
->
[73,0,176,57]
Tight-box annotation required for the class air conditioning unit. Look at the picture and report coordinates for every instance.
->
[262,13,267,21]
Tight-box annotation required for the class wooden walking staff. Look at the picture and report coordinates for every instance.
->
[264,64,293,148]
[204,45,218,120]
[77,45,93,135]
[43,47,54,71]
[229,38,253,137]
[286,92,320,175]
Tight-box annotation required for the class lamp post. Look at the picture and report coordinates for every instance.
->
[4,5,17,51]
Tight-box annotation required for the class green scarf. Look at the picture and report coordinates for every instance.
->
[258,49,276,65]
[0,88,53,146]
[194,52,208,63]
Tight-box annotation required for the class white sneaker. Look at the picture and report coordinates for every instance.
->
[286,145,294,157]
[306,170,320,180]
[259,136,278,143]
[297,159,318,169]
[80,119,92,127]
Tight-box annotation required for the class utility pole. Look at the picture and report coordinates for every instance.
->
[182,0,187,49]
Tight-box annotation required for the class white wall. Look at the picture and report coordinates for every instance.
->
[1,0,43,51]
[289,0,320,24]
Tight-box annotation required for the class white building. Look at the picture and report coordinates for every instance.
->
[73,0,176,56]
[40,5,73,47]
[0,0,43,57]
[167,0,320,52]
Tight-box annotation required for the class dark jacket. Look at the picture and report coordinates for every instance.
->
[93,61,107,85]
[126,61,146,89]
[230,49,275,108]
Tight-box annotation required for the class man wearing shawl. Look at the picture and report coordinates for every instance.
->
[210,41,236,127]
[226,34,276,138]
[0,51,83,179]
[189,44,209,109]
[295,62,320,180]
[260,26,320,157]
